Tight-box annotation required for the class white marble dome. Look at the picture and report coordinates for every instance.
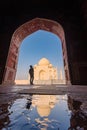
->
[38,58,50,66]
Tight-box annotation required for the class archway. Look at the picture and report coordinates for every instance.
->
[3,18,71,84]
[39,70,46,80]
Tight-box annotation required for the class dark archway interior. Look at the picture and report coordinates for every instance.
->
[0,0,87,85]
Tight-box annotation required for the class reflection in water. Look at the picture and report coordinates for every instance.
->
[0,103,10,129]
[68,96,87,130]
[32,95,58,130]
[0,94,87,130]
[32,95,57,117]
[26,94,32,110]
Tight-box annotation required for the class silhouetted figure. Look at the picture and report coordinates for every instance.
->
[29,65,34,85]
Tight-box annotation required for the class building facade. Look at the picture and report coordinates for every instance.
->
[31,57,65,84]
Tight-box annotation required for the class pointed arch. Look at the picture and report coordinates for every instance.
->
[3,18,71,84]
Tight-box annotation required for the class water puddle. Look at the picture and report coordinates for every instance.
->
[0,94,87,130]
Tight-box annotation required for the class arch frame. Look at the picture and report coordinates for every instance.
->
[3,18,71,84]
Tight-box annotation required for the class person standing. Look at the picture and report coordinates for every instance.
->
[29,65,34,85]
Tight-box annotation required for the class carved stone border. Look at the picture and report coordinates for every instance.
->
[3,18,71,84]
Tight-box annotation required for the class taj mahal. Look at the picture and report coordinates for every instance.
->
[15,57,66,85]
[31,57,65,85]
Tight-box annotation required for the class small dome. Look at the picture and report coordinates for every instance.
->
[38,58,50,66]
[49,64,52,67]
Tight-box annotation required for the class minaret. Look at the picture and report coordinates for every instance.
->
[56,66,58,79]
[60,69,63,79]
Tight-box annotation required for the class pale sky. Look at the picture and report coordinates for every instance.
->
[15,30,65,80]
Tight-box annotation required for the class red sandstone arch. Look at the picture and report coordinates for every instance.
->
[3,18,71,84]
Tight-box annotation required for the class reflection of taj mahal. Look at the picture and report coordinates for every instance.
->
[31,57,66,84]
[32,95,57,117]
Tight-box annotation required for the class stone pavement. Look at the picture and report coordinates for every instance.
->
[0,84,87,115]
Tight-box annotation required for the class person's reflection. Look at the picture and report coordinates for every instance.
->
[68,96,87,130]
[26,94,32,110]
